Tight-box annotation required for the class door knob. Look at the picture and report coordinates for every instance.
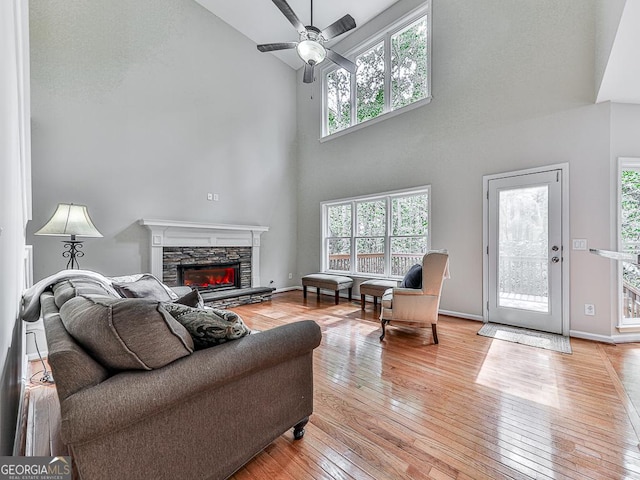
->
[552,256,560,263]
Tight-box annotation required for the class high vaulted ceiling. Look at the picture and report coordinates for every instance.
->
[194,0,400,69]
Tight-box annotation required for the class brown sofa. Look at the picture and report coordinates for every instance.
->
[32,274,321,479]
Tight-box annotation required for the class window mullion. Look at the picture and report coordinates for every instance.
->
[350,70,357,127]
[351,201,357,274]
[385,196,392,277]
[384,34,391,114]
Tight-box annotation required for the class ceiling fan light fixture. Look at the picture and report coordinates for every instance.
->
[297,39,326,65]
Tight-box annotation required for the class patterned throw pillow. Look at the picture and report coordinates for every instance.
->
[162,303,251,350]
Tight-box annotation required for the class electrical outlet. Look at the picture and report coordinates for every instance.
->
[213,193,219,201]
[207,193,213,201]
[584,304,595,316]
[288,273,293,279]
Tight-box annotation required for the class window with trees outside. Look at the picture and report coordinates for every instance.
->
[323,4,431,138]
[619,159,640,326]
[322,187,430,278]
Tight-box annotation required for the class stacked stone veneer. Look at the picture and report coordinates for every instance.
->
[162,246,252,288]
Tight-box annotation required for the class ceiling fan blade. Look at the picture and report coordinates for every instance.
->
[257,42,298,52]
[303,63,315,83]
[326,49,356,74]
[321,14,356,40]
[272,0,306,34]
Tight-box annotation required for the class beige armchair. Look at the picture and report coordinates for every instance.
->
[379,251,449,344]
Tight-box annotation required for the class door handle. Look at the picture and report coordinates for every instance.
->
[552,246,559,252]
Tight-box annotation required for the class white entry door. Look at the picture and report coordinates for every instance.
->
[487,169,563,334]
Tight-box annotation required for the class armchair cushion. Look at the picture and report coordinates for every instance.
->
[400,264,422,289]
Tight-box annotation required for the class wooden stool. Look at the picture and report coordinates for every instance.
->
[359,279,398,310]
[302,274,353,305]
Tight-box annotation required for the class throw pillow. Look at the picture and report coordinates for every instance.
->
[112,274,175,302]
[162,303,251,350]
[174,288,205,309]
[60,295,194,371]
[400,264,422,289]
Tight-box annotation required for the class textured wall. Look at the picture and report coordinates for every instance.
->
[28,0,299,290]
[295,0,621,338]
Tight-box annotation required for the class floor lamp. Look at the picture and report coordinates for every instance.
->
[34,203,103,269]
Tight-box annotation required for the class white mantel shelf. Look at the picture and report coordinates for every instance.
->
[139,219,269,287]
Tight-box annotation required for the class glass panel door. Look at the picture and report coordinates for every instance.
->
[488,170,563,334]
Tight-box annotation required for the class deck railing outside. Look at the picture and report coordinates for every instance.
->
[623,281,640,318]
[328,253,423,276]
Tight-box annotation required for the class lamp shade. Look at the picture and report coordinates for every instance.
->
[296,40,327,65]
[35,203,103,238]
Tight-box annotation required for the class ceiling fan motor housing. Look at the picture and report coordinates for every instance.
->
[297,26,326,65]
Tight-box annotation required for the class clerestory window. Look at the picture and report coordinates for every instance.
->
[321,187,430,278]
[323,3,432,138]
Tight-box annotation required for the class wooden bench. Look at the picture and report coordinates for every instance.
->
[359,279,398,310]
[302,274,353,305]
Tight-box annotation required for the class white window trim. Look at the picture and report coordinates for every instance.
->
[320,2,432,140]
[320,185,431,279]
[617,157,640,328]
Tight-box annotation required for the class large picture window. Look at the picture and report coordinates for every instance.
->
[322,187,430,278]
[323,4,431,138]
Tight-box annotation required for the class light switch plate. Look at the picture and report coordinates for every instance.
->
[572,239,587,250]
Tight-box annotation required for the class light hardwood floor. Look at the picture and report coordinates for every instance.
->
[229,291,640,480]
[27,291,640,479]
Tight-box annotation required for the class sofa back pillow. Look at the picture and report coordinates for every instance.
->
[60,295,194,371]
[53,279,116,309]
[112,274,176,302]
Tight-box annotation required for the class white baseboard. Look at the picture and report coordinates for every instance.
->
[569,330,616,344]
[273,286,302,293]
[439,310,484,322]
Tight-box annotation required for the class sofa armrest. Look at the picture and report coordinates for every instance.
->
[59,320,322,444]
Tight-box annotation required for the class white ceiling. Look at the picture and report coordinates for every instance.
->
[597,0,640,104]
[194,0,400,69]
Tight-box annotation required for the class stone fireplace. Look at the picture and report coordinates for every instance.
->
[139,219,272,307]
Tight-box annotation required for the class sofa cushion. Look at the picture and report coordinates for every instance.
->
[400,264,422,289]
[60,296,194,371]
[53,279,116,309]
[161,303,251,350]
[112,274,176,302]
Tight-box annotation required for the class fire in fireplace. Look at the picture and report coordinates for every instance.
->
[177,263,241,291]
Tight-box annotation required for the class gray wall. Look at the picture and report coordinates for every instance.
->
[0,0,28,454]
[296,0,622,338]
[28,0,299,289]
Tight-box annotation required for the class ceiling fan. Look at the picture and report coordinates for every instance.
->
[257,0,357,83]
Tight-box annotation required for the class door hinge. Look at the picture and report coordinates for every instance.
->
[486,245,489,254]
[486,301,489,311]
[486,190,489,200]
[556,171,560,182]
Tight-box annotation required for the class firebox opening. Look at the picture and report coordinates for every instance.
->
[177,263,241,292]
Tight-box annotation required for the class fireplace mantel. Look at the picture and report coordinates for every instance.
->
[139,219,268,287]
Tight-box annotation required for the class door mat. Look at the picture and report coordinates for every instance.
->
[478,323,572,354]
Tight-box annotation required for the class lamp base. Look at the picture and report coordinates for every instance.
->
[62,239,84,269]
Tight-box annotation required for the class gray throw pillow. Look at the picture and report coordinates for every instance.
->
[174,289,205,309]
[60,295,194,371]
[112,274,175,302]
[162,303,251,350]
[400,264,422,289]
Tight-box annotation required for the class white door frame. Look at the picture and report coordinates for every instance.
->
[482,163,570,335]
